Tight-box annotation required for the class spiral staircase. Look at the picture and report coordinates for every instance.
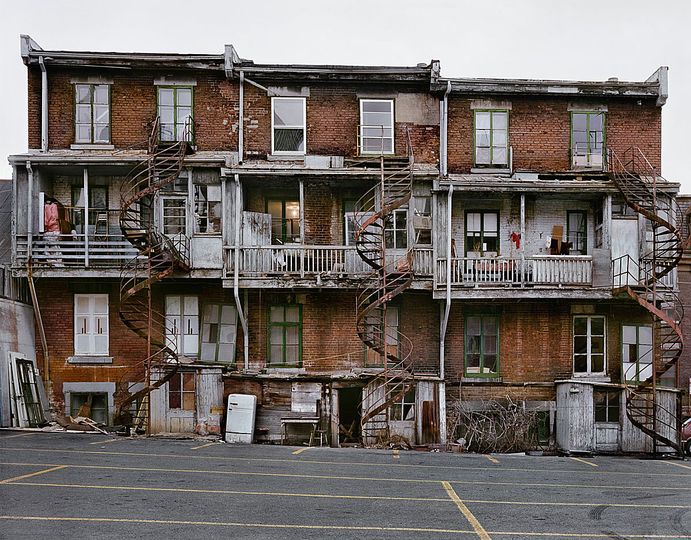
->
[609,147,684,454]
[353,131,416,444]
[114,118,192,429]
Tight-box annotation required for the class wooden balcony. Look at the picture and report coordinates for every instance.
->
[435,255,593,288]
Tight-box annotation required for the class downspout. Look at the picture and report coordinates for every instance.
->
[39,57,48,152]
[26,162,33,258]
[238,71,244,163]
[438,183,453,445]
[233,174,249,370]
[440,81,451,176]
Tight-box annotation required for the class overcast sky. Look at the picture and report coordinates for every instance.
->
[1,0,690,191]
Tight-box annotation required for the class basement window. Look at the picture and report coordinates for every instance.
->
[75,84,110,144]
[474,110,508,167]
[360,99,394,154]
[70,392,108,424]
[594,390,620,423]
[272,97,306,154]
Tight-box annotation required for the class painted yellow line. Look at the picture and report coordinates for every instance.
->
[0,517,688,539]
[392,450,400,460]
[0,432,39,439]
[4,461,690,492]
[484,455,499,464]
[570,457,597,468]
[190,442,216,451]
[8,481,450,503]
[662,461,691,471]
[442,481,491,540]
[0,515,477,535]
[89,438,123,446]
[292,447,310,455]
[0,465,67,484]
[1,446,687,478]
[460,498,691,510]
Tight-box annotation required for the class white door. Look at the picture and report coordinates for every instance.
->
[611,218,639,286]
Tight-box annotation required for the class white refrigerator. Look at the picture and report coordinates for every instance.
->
[225,393,257,443]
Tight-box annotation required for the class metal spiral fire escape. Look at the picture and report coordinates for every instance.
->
[353,129,416,444]
[114,118,192,429]
[610,146,684,454]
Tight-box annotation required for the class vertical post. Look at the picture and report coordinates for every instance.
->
[239,71,244,163]
[83,168,89,267]
[26,162,33,259]
[380,156,389,432]
[604,194,612,250]
[187,167,194,236]
[520,193,526,287]
[299,178,305,279]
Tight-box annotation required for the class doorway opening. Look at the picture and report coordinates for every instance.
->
[338,387,362,445]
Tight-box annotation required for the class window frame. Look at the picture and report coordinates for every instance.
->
[157,86,194,143]
[74,84,111,144]
[594,389,620,423]
[389,387,415,421]
[464,314,500,377]
[573,315,607,376]
[74,293,109,356]
[570,111,606,169]
[621,324,653,384]
[266,197,301,244]
[473,109,509,167]
[271,97,306,155]
[365,305,400,367]
[359,98,395,155]
[199,303,238,363]
[70,392,109,424]
[267,304,303,367]
[165,295,199,358]
[384,208,408,250]
[168,371,196,411]
[465,210,500,256]
[566,210,588,255]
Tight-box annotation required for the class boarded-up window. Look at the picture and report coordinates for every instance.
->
[291,382,321,413]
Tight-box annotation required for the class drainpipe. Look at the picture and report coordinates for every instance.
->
[238,71,244,163]
[39,57,48,152]
[26,162,33,258]
[233,174,249,370]
[438,184,453,445]
[440,81,451,176]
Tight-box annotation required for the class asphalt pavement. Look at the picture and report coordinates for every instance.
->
[1,430,690,539]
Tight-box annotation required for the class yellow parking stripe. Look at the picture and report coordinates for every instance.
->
[570,457,597,468]
[484,455,499,464]
[662,461,691,471]
[89,439,123,446]
[0,432,39,439]
[0,466,67,484]
[190,443,216,451]
[292,448,310,455]
[392,450,400,460]
[442,481,492,540]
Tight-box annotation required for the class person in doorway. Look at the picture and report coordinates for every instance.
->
[43,196,63,265]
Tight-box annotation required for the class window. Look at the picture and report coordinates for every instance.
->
[360,99,394,154]
[161,196,187,236]
[272,97,306,154]
[200,304,238,363]
[474,110,508,167]
[75,84,110,144]
[165,296,199,357]
[594,206,604,248]
[158,87,193,142]
[74,294,109,355]
[70,393,108,424]
[567,211,587,255]
[622,325,652,383]
[390,388,415,421]
[384,208,407,249]
[573,316,606,375]
[168,371,195,410]
[71,185,109,236]
[465,211,499,255]
[268,305,302,366]
[193,184,222,234]
[571,112,605,169]
[594,390,620,423]
[465,315,499,376]
[413,196,432,245]
[267,199,300,244]
[366,306,399,366]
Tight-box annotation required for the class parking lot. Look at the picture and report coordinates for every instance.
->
[1,431,690,539]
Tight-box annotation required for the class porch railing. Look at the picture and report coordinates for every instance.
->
[15,234,143,268]
[223,246,434,279]
[436,255,593,287]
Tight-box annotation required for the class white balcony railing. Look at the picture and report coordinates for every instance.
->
[224,246,434,279]
[15,234,143,268]
[436,255,593,287]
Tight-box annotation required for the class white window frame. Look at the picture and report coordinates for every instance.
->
[165,295,199,357]
[160,194,188,236]
[271,97,306,155]
[573,315,607,376]
[74,294,109,355]
[622,324,653,383]
[75,84,111,144]
[360,99,395,155]
[384,208,408,250]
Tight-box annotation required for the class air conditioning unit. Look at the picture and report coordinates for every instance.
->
[413,215,432,230]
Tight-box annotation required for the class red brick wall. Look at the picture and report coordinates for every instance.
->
[27,66,41,149]
[447,96,662,174]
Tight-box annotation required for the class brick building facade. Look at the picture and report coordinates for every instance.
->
[7,35,686,454]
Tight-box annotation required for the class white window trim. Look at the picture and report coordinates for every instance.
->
[165,295,199,358]
[573,315,607,377]
[74,294,109,356]
[359,99,395,155]
[385,208,408,250]
[271,97,306,156]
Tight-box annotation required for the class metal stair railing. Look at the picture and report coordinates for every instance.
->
[609,146,684,454]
